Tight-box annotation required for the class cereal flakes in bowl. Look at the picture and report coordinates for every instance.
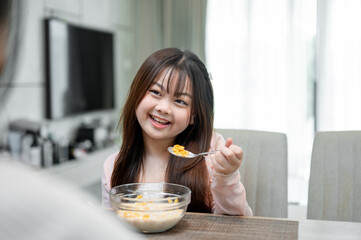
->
[109,182,191,233]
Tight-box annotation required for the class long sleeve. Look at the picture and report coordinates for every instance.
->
[101,152,118,209]
[102,134,252,215]
[207,132,253,216]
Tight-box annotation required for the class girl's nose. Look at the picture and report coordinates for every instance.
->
[155,100,171,114]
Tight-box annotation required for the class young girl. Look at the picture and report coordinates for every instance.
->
[102,48,252,215]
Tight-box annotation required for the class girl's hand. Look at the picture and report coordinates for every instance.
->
[212,138,243,175]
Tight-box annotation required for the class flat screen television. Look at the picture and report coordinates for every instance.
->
[44,18,115,119]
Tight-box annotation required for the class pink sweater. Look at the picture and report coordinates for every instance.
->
[101,133,253,216]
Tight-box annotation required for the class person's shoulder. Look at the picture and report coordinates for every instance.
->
[211,131,225,148]
[212,131,225,141]
[103,152,118,170]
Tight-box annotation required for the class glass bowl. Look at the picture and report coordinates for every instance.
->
[109,182,191,233]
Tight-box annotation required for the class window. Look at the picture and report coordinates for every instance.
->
[206,0,317,206]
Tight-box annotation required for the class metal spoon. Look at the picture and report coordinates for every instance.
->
[167,147,219,158]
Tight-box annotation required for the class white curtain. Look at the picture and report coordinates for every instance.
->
[134,0,207,66]
[162,0,207,61]
[317,0,361,131]
[206,0,316,205]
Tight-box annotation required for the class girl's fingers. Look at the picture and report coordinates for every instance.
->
[219,144,243,171]
[224,138,242,162]
[214,152,226,168]
[212,138,243,175]
[221,146,235,162]
[225,138,233,148]
[229,145,243,160]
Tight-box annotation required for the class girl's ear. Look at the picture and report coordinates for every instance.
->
[189,115,195,125]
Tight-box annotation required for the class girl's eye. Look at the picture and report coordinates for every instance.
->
[149,89,161,96]
[175,99,188,106]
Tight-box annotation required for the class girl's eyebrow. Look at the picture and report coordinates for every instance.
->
[176,92,192,98]
[153,82,164,90]
[153,82,192,98]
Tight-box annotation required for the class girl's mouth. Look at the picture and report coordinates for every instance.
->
[150,114,171,126]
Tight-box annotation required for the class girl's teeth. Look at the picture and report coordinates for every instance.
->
[151,115,169,124]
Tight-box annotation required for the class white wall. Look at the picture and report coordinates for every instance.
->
[0,0,136,144]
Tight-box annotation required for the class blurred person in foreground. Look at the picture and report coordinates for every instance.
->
[0,161,142,240]
[0,1,141,239]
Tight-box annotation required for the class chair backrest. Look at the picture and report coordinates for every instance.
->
[216,129,288,218]
[307,131,361,222]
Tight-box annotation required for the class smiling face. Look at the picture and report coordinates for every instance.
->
[135,69,193,143]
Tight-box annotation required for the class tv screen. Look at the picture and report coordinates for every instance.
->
[44,18,115,119]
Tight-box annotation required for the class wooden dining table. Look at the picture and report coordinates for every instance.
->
[143,212,361,240]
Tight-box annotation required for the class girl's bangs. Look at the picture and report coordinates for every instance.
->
[158,67,191,97]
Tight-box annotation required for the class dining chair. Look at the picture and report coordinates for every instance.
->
[215,129,288,218]
[307,131,361,222]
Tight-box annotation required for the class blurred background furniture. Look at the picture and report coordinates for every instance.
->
[307,131,361,222]
[216,129,288,218]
